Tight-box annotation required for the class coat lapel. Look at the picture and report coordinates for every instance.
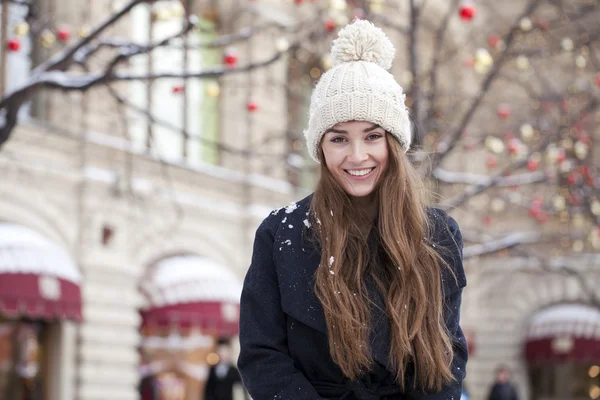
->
[272,205,391,368]
[274,218,328,334]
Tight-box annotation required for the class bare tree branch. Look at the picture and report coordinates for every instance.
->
[427,0,543,171]
[463,232,542,258]
[434,168,546,186]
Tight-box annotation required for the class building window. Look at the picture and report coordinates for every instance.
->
[130,1,220,166]
[0,1,33,118]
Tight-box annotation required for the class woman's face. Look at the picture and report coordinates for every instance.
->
[321,121,389,198]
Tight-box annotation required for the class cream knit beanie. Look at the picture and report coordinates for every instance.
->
[304,19,412,162]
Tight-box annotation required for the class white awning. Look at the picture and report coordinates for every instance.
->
[527,303,600,340]
[0,223,81,283]
[141,255,242,308]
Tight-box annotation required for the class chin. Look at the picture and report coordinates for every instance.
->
[345,186,376,198]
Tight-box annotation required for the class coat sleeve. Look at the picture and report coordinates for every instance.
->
[406,214,468,400]
[237,216,323,400]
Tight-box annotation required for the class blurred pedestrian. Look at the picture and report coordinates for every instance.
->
[487,366,519,400]
[205,340,246,400]
[238,19,467,400]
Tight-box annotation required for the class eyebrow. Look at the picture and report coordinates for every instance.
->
[326,124,382,134]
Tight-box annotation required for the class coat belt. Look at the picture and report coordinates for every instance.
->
[311,379,402,400]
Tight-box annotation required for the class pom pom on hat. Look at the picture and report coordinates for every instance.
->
[331,19,395,70]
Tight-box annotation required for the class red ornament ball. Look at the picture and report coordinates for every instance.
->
[247,101,258,112]
[485,155,498,169]
[57,27,71,42]
[294,0,303,4]
[488,34,500,49]
[459,4,476,21]
[497,105,511,120]
[527,158,540,171]
[223,51,238,67]
[324,19,337,32]
[7,38,20,52]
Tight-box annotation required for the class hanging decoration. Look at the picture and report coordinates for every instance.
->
[473,48,493,74]
[458,2,476,21]
[205,82,220,97]
[561,38,574,52]
[77,25,91,38]
[40,29,57,48]
[324,18,337,32]
[520,124,534,141]
[57,27,71,43]
[496,104,511,119]
[490,198,506,213]
[487,34,501,49]
[223,48,238,67]
[516,55,530,70]
[275,38,290,52]
[6,38,21,52]
[527,154,541,171]
[485,154,498,169]
[13,22,30,36]
[247,100,258,112]
[519,17,533,32]
[485,136,505,154]
[369,0,384,14]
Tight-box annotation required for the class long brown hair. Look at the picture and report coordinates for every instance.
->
[310,135,455,392]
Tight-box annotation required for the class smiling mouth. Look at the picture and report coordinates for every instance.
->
[345,167,375,177]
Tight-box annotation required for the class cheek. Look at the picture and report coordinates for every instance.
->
[322,146,343,171]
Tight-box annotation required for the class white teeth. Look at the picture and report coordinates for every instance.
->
[346,168,374,176]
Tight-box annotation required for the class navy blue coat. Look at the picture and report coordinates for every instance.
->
[238,195,468,400]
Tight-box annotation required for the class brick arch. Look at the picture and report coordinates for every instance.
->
[135,234,238,277]
[0,186,74,253]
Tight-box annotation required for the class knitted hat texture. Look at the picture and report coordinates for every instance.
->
[304,20,412,162]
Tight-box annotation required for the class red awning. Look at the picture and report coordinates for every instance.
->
[0,224,82,321]
[140,256,241,336]
[524,303,600,365]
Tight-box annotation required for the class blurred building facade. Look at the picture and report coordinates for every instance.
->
[0,0,599,400]
[0,0,296,399]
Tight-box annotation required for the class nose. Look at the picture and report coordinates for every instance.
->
[347,141,369,163]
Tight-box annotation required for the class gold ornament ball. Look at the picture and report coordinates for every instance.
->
[13,22,30,36]
[485,136,505,154]
[574,141,588,160]
[40,30,56,48]
[572,240,584,253]
[321,54,333,70]
[561,38,574,52]
[490,198,506,213]
[591,200,600,216]
[330,0,347,11]
[78,26,91,38]
[575,55,587,69]
[553,196,566,211]
[519,17,533,31]
[520,124,534,141]
[205,82,220,97]
[275,38,290,52]
[516,56,530,70]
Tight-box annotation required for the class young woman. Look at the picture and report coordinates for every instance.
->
[238,20,468,400]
